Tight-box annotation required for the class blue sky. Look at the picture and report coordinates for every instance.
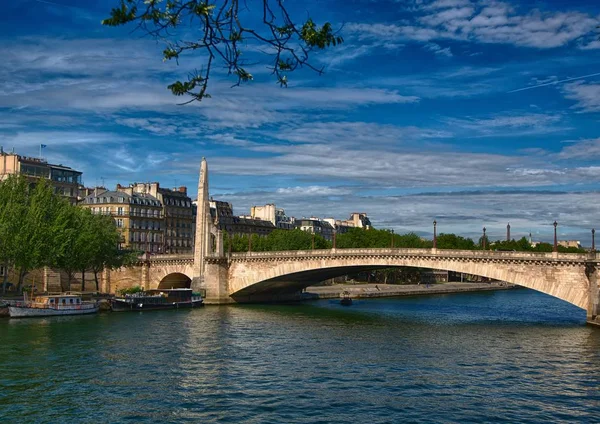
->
[1,0,599,244]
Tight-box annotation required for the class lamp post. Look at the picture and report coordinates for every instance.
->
[592,228,595,252]
[391,229,394,248]
[248,233,252,252]
[312,233,315,250]
[482,227,487,250]
[553,221,558,252]
[333,230,337,249]
[433,220,437,249]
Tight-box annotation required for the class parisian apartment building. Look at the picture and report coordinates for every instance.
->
[0,148,83,204]
[80,188,164,252]
[80,182,195,254]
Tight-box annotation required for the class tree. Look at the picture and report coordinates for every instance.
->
[51,201,81,292]
[436,233,477,250]
[0,176,28,294]
[88,214,126,291]
[102,0,343,103]
[12,179,65,291]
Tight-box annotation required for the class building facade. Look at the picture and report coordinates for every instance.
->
[0,150,82,204]
[126,183,195,254]
[296,218,335,241]
[80,189,164,252]
[250,203,296,230]
[211,200,276,236]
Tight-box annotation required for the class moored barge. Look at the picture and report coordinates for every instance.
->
[110,288,203,312]
[9,295,99,318]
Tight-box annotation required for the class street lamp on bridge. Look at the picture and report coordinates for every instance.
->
[592,228,596,252]
[553,221,558,252]
[482,227,487,250]
[391,229,394,248]
[433,220,437,249]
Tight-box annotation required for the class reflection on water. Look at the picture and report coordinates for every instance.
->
[1,289,600,423]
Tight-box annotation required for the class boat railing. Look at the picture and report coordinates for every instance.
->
[13,302,97,310]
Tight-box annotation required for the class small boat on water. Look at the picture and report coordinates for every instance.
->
[9,294,99,318]
[110,288,204,312]
[340,291,353,306]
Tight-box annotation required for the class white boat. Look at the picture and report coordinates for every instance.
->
[8,294,99,318]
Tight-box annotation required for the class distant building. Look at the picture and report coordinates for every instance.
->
[558,240,581,249]
[250,203,296,230]
[80,189,164,252]
[211,200,276,236]
[296,218,335,241]
[322,213,372,235]
[0,150,82,204]
[126,183,194,254]
[342,213,372,229]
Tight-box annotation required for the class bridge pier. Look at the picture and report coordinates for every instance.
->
[586,258,599,321]
[201,258,233,304]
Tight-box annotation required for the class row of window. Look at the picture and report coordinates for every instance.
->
[130,220,162,230]
[50,169,82,184]
[165,198,192,208]
[130,232,162,243]
[166,220,193,229]
[166,240,192,248]
[89,196,161,207]
[91,207,161,218]
[165,230,192,238]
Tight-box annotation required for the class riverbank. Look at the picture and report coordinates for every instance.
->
[305,281,517,300]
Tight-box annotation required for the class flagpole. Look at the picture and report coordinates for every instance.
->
[39,144,42,159]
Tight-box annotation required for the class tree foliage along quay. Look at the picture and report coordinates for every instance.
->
[102,0,343,103]
[224,227,586,254]
[224,229,330,253]
[0,175,135,294]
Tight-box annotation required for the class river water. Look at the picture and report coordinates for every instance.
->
[1,289,599,423]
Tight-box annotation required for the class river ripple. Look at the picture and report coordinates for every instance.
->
[1,288,599,423]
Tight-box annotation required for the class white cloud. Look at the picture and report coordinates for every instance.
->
[348,1,600,49]
[445,113,567,136]
[579,40,600,50]
[424,42,453,57]
[559,138,600,159]
[275,186,354,196]
[562,82,600,112]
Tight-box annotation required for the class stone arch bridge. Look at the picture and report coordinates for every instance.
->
[107,248,600,320]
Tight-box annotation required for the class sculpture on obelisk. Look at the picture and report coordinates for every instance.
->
[194,157,212,276]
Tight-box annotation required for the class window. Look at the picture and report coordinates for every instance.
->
[0,266,4,276]
[116,219,123,228]
[70,299,74,304]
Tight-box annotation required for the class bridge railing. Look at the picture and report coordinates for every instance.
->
[228,248,593,261]
[147,254,194,262]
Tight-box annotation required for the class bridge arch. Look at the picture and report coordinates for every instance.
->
[226,249,594,310]
[158,272,192,289]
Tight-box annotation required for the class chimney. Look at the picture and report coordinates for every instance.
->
[179,186,187,194]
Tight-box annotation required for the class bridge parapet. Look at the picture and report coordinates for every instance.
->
[148,254,194,261]
[228,248,594,263]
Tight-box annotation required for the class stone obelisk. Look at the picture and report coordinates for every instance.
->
[194,157,211,277]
